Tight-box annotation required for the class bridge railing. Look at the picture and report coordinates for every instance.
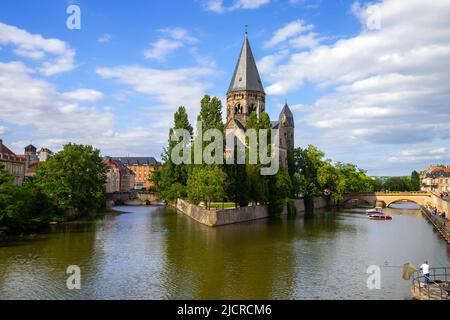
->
[411,267,450,300]
[345,191,430,196]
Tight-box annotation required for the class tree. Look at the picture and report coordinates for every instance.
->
[34,143,107,216]
[317,161,346,203]
[225,144,249,207]
[410,170,421,191]
[268,171,292,215]
[289,145,324,213]
[383,177,410,191]
[245,111,272,205]
[156,106,193,202]
[187,95,227,207]
[187,166,226,208]
[0,164,55,233]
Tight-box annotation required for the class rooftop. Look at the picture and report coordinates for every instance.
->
[228,34,265,94]
[111,157,159,166]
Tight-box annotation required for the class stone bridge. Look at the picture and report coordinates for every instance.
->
[106,191,159,207]
[343,191,432,208]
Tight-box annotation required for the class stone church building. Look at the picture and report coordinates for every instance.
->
[225,34,295,169]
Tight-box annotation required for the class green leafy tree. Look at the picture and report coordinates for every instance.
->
[187,95,227,207]
[268,171,292,215]
[410,170,421,191]
[0,164,55,233]
[187,166,226,208]
[383,177,410,191]
[245,111,272,205]
[34,143,107,216]
[289,145,324,213]
[156,106,193,202]
[317,161,346,203]
[225,144,249,207]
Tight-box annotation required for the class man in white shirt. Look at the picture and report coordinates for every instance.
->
[420,261,430,286]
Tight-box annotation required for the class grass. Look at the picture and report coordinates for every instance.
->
[209,202,237,210]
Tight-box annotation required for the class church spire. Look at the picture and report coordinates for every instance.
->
[227,34,265,94]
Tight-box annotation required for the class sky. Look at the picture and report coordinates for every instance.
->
[0,0,449,176]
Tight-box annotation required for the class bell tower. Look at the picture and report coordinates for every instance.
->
[226,33,265,129]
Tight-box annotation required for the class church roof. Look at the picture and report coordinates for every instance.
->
[228,34,265,94]
[280,103,294,119]
[279,103,295,128]
[271,121,280,129]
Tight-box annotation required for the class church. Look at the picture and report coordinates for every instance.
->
[225,33,295,169]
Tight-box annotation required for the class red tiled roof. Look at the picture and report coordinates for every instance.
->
[428,166,450,173]
[0,143,16,157]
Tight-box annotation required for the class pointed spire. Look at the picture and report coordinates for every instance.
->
[280,101,295,128]
[228,34,265,94]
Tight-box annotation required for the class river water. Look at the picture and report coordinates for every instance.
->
[0,203,449,300]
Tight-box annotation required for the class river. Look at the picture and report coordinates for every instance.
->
[0,203,449,300]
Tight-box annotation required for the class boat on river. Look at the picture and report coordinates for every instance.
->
[369,213,393,220]
[366,207,384,215]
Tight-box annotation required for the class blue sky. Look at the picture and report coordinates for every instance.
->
[0,0,449,176]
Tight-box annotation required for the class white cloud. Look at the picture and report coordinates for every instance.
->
[96,65,215,113]
[0,22,75,75]
[388,147,450,164]
[259,0,450,172]
[144,28,198,62]
[0,61,114,147]
[97,34,112,43]
[159,27,198,44]
[144,39,183,61]
[203,0,270,13]
[0,125,9,135]
[264,20,314,48]
[63,89,104,102]
[288,32,321,49]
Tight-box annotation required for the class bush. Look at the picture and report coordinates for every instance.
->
[286,199,296,217]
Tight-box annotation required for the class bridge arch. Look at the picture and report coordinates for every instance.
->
[386,199,421,208]
[342,197,374,207]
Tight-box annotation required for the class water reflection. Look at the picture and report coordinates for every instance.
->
[0,203,449,300]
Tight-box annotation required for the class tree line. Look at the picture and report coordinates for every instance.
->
[0,143,107,235]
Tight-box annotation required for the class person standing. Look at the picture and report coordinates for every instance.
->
[420,261,430,286]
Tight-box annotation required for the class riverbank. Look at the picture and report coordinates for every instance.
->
[0,208,128,241]
[420,206,450,244]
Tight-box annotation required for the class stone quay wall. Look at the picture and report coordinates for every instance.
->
[175,197,327,227]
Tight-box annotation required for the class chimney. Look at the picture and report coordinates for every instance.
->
[0,139,3,151]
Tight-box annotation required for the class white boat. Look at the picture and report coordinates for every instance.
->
[366,207,384,215]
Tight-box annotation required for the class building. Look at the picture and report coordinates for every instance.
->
[103,157,135,193]
[224,33,294,168]
[0,139,26,185]
[18,144,53,179]
[421,166,450,192]
[38,148,53,162]
[111,157,159,190]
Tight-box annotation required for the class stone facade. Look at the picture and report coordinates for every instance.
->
[224,34,294,169]
[420,166,450,192]
[103,157,135,193]
[112,157,159,190]
[0,139,26,185]
[226,91,266,127]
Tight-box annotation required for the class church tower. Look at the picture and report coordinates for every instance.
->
[225,33,265,130]
[278,102,295,168]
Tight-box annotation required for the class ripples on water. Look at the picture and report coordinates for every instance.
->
[0,203,449,300]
